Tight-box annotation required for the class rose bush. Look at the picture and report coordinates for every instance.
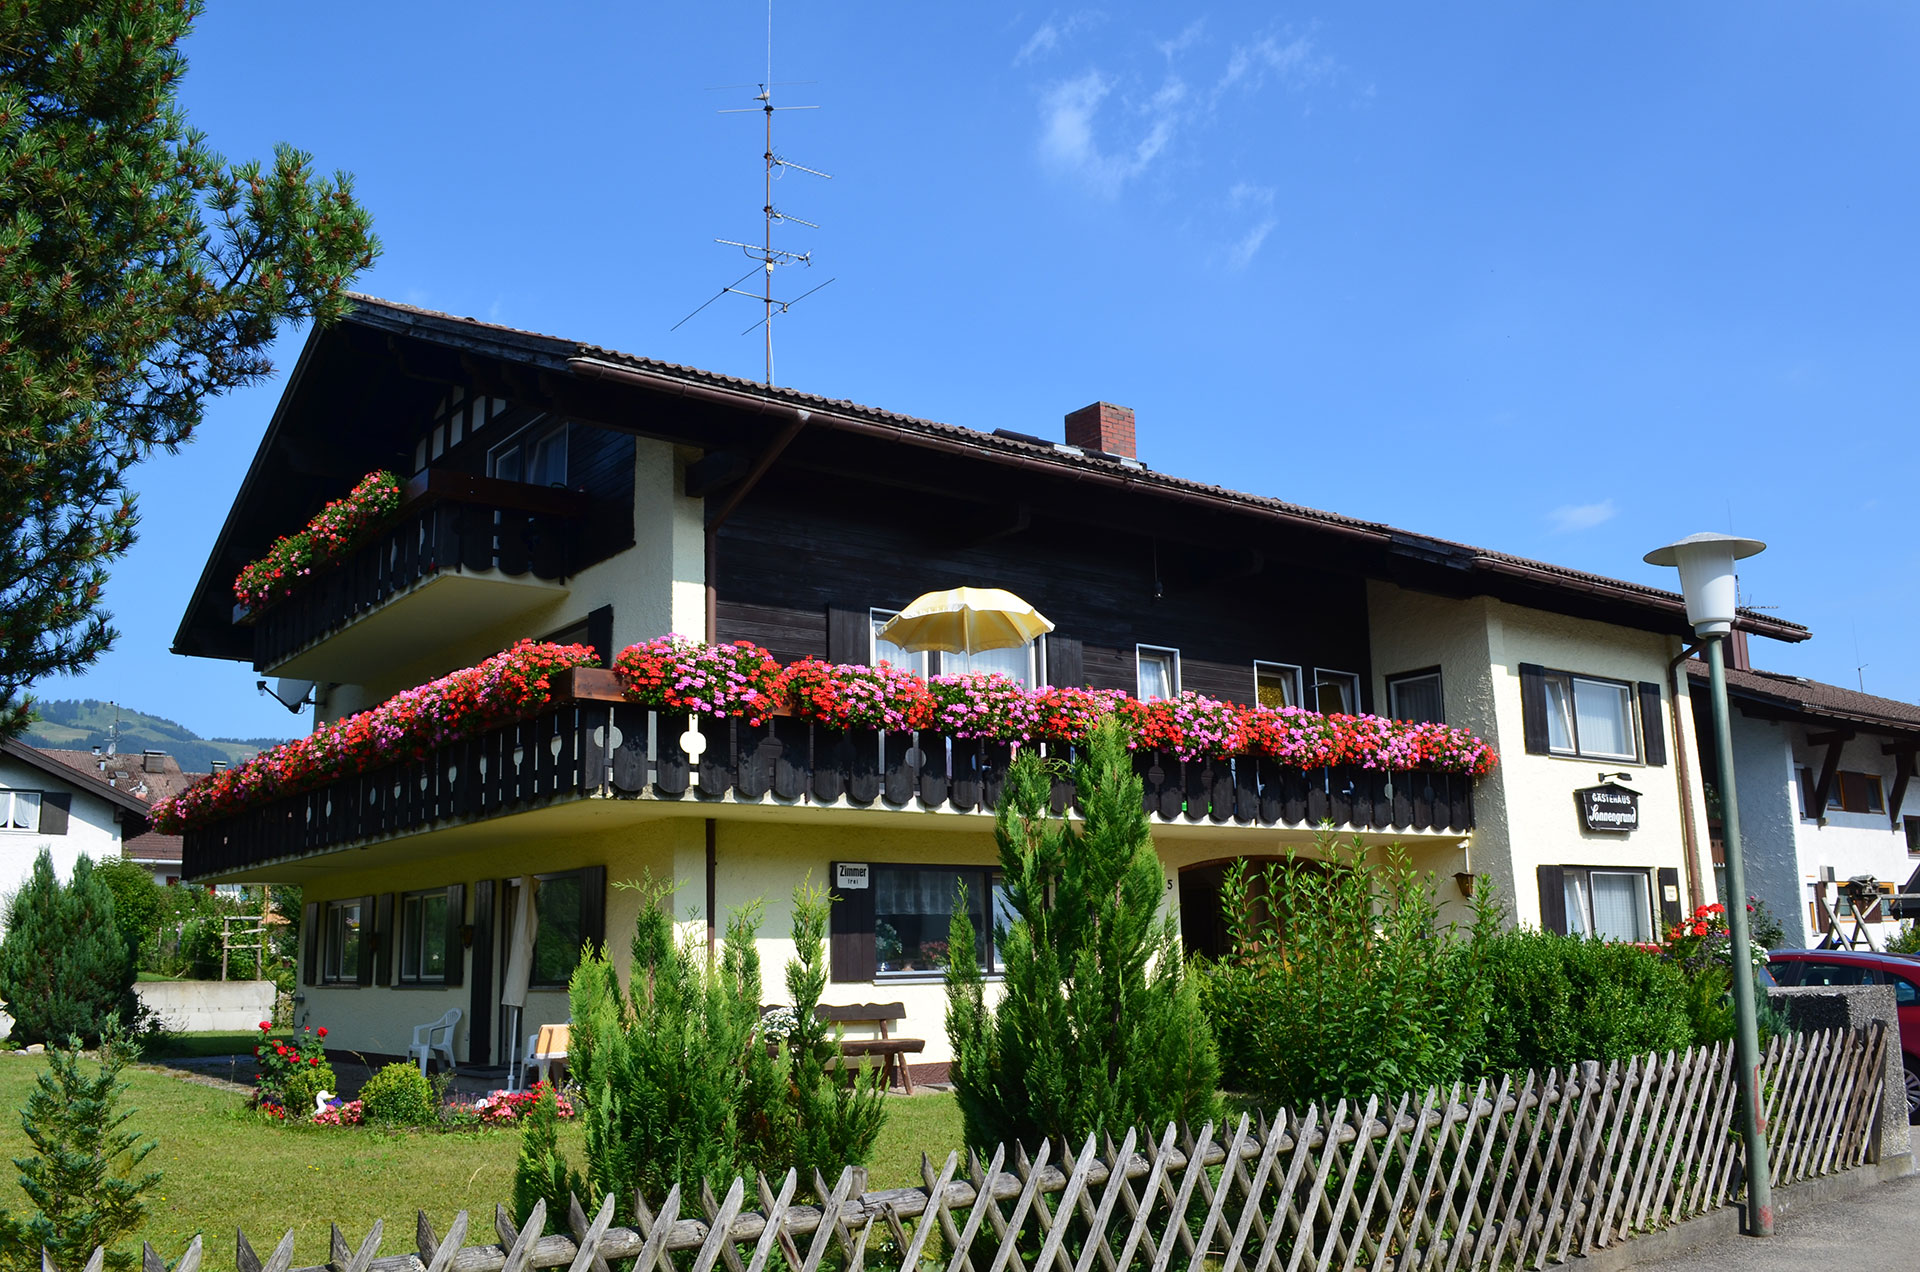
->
[233,470,404,609]
[152,640,598,832]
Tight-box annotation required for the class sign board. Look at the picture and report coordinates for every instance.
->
[1576,784,1640,833]
[834,862,870,890]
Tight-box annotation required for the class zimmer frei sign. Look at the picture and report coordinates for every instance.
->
[1576,783,1641,833]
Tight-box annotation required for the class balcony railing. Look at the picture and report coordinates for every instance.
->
[183,675,1477,879]
[239,470,591,671]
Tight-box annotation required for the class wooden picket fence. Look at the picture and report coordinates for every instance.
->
[90,1024,1887,1272]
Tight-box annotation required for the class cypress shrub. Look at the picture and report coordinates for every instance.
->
[0,850,136,1046]
[946,714,1220,1153]
[512,1084,587,1235]
[1470,931,1693,1077]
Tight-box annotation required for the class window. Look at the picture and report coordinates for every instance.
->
[870,610,929,676]
[1137,646,1180,700]
[400,888,452,984]
[1793,961,1876,987]
[1254,662,1302,710]
[1906,817,1920,856]
[942,642,1038,684]
[1560,868,1653,942]
[323,900,363,983]
[0,790,40,831]
[1386,669,1445,724]
[509,868,604,988]
[1540,671,1637,762]
[489,419,568,487]
[1311,669,1362,715]
[1801,767,1891,816]
[873,865,1013,978]
[1891,975,1918,1008]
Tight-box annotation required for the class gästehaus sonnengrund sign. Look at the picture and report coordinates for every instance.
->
[1576,783,1640,833]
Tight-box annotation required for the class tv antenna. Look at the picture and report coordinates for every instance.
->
[672,0,834,387]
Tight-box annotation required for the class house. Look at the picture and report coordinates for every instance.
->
[165,297,1809,1075]
[1685,639,1920,950]
[44,748,204,886]
[0,740,160,910]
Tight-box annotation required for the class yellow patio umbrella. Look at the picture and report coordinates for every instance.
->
[876,586,1055,654]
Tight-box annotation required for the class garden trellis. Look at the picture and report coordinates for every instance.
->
[67,1025,1890,1272]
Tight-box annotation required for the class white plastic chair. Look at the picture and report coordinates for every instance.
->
[408,1007,460,1076]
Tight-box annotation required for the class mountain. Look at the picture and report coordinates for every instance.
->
[21,699,288,774]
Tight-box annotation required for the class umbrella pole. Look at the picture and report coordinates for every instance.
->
[507,1005,522,1089]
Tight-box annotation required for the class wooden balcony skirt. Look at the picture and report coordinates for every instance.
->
[183,703,1476,877]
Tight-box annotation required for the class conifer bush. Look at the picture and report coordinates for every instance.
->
[946,714,1221,1152]
[512,1085,587,1236]
[0,850,136,1046]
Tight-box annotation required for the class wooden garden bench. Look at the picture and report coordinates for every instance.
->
[816,1002,924,1093]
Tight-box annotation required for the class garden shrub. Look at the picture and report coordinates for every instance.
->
[512,1084,586,1235]
[358,1062,438,1127]
[0,1028,159,1272]
[1471,931,1692,1077]
[92,857,163,960]
[1887,920,1920,955]
[567,873,888,1202]
[946,715,1220,1152]
[0,849,136,1046]
[1197,839,1498,1111]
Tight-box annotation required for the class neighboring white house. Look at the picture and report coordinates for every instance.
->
[1686,645,1920,950]
[0,740,158,911]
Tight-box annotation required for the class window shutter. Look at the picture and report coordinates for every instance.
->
[1046,635,1084,688]
[39,793,70,835]
[579,865,607,955]
[1638,682,1666,766]
[585,605,615,666]
[1657,867,1682,931]
[356,894,377,987]
[375,893,395,987]
[829,862,875,983]
[1537,865,1567,935]
[1519,665,1551,755]
[827,607,869,664]
[443,883,466,987]
[303,902,319,986]
[469,879,496,1066]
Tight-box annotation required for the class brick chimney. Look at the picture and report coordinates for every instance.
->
[1728,628,1752,673]
[1064,401,1136,459]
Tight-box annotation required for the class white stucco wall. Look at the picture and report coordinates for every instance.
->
[1720,711,1806,946]
[0,757,128,921]
[1366,584,1710,936]
[1784,727,1917,949]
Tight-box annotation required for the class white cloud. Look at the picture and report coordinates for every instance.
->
[1225,183,1277,268]
[1549,500,1618,533]
[1015,11,1100,66]
[1216,31,1331,100]
[1157,19,1205,62]
[1038,70,1187,196]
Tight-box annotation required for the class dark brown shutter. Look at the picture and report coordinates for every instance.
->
[469,879,496,1065]
[39,793,69,835]
[585,605,615,666]
[829,862,875,983]
[579,865,607,955]
[443,883,466,987]
[1046,636,1084,688]
[1537,865,1567,935]
[356,894,377,987]
[303,901,320,985]
[1657,867,1683,931]
[827,606,870,665]
[1638,682,1666,766]
[375,893,395,986]
[1519,665,1551,755]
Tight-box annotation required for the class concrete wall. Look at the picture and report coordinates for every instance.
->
[1368,584,1710,935]
[135,979,277,1034]
[0,756,128,928]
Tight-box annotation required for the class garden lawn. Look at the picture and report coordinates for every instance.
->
[0,1057,963,1264]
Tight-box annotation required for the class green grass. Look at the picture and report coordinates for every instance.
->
[143,1031,287,1059]
[0,1056,963,1264]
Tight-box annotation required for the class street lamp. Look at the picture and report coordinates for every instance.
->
[1644,531,1773,1237]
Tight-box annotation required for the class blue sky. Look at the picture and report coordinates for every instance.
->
[55,2,1920,741]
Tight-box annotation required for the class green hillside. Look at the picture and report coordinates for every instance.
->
[21,699,287,774]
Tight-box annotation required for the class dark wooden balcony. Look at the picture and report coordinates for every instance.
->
[239,470,592,675]
[184,671,1478,880]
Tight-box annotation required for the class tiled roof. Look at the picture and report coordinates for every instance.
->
[121,830,183,865]
[40,749,206,803]
[1,741,156,817]
[336,294,1813,643]
[1689,661,1920,735]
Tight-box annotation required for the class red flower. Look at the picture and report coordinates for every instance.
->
[309,1057,320,1066]
[257,1021,271,1031]
[316,1027,327,1038]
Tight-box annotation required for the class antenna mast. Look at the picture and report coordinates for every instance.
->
[673,0,833,387]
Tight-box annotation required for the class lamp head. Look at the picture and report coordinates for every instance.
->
[1643,531,1765,637]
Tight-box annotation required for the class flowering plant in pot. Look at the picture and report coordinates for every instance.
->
[233,470,404,609]
[1117,691,1247,761]
[926,671,1042,741]
[1030,685,1128,745]
[613,635,782,725]
[152,640,598,832]
[777,658,934,732]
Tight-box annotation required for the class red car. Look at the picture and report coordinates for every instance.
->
[1767,949,1920,1124]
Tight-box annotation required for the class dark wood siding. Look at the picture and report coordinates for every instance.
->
[713,473,1373,707]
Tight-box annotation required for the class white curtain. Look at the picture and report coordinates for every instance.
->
[1574,679,1633,759]
[944,642,1034,685]
[876,869,963,916]
[1563,874,1592,936]
[1138,653,1175,700]
[1545,680,1576,752]
[1590,872,1650,942]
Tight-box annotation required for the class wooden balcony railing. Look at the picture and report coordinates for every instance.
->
[239,470,592,671]
[183,676,1477,879]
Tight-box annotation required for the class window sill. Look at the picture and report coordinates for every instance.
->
[874,973,1003,985]
[1547,751,1644,767]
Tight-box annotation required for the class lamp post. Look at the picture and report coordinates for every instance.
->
[1644,531,1773,1237]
